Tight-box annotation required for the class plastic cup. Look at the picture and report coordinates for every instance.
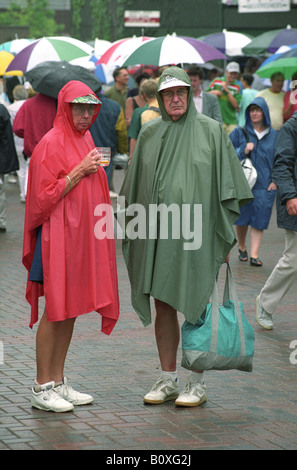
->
[95,147,111,167]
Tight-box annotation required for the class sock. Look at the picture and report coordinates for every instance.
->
[188,371,205,384]
[161,370,178,382]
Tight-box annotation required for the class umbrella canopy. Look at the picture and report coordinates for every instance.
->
[122,35,227,67]
[0,51,15,75]
[93,63,115,84]
[24,61,102,99]
[5,36,93,73]
[93,38,112,58]
[97,36,153,66]
[199,30,252,56]
[256,46,297,80]
[242,25,297,55]
[0,38,34,55]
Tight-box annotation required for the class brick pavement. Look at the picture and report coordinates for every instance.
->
[1,169,297,452]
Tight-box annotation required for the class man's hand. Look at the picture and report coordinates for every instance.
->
[286,198,297,216]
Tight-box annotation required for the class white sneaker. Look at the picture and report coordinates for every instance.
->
[54,377,94,405]
[144,376,179,404]
[175,382,207,407]
[31,381,74,412]
[256,295,273,330]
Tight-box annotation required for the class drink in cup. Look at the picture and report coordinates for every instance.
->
[95,147,111,167]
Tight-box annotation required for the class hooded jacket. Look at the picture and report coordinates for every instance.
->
[22,80,119,335]
[229,96,278,191]
[272,112,297,232]
[120,67,252,326]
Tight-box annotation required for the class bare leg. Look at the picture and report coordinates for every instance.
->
[154,299,179,372]
[36,309,76,384]
[250,227,264,259]
[235,225,249,252]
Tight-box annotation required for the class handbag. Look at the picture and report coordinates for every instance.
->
[181,263,254,372]
[240,127,257,189]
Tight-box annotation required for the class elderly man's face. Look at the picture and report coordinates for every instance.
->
[161,86,188,121]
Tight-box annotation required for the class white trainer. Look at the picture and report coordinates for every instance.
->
[31,381,74,412]
[256,295,273,330]
[144,376,179,404]
[54,377,94,405]
[175,381,207,407]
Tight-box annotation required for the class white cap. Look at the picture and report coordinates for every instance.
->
[226,62,240,73]
[158,75,190,92]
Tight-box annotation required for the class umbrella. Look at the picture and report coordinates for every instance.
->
[199,29,252,56]
[242,25,297,56]
[97,36,153,67]
[0,51,15,75]
[93,63,115,84]
[5,36,93,73]
[93,38,112,58]
[24,61,102,99]
[0,38,34,55]
[122,35,227,67]
[256,46,297,80]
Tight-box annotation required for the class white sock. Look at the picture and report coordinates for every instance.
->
[188,371,205,384]
[161,370,178,382]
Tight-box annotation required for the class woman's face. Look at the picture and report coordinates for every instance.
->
[249,105,264,126]
[70,104,95,132]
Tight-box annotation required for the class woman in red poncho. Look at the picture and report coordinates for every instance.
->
[22,81,120,412]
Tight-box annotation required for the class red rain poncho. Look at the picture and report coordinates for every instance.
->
[22,80,119,335]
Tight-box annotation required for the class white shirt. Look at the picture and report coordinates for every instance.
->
[193,90,203,113]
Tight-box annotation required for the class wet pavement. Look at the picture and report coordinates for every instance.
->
[1,169,297,452]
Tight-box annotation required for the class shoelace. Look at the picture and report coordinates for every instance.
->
[151,378,174,392]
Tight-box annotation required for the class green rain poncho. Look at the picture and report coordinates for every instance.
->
[120,67,252,326]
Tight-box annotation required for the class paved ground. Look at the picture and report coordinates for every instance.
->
[1,168,297,453]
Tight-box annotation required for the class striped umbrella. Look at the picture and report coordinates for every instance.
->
[122,35,226,67]
[199,30,252,57]
[5,36,93,73]
[97,36,153,67]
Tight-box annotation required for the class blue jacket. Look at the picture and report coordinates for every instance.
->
[272,112,297,232]
[229,97,278,191]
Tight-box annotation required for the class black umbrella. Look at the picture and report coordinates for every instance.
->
[24,61,102,99]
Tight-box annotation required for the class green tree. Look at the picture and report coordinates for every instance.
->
[0,0,64,37]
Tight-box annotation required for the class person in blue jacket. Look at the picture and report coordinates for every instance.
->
[229,97,278,266]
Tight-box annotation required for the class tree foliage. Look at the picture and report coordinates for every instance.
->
[0,0,64,37]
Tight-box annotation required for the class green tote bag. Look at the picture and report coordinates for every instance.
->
[181,263,254,372]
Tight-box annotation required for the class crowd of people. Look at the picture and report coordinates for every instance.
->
[0,55,297,412]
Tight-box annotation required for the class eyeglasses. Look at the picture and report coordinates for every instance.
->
[71,104,96,116]
[161,89,189,100]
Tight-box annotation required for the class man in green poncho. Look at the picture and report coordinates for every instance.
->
[120,67,252,407]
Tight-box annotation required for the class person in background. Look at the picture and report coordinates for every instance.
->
[206,61,242,134]
[230,97,278,266]
[257,72,285,130]
[125,72,151,127]
[237,73,258,127]
[128,79,159,158]
[104,67,129,113]
[283,71,297,122]
[0,103,19,232]
[187,65,222,123]
[90,87,128,197]
[13,92,57,161]
[256,111,297,330]
[7,84,29,202]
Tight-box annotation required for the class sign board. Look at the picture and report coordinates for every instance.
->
[238,0,290,13]
[124,10,160,28]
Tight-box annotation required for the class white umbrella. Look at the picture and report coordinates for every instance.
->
[199,29,252,57]
[97,36,153,67]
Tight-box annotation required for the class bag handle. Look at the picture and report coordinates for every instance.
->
[210,263,246,355]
